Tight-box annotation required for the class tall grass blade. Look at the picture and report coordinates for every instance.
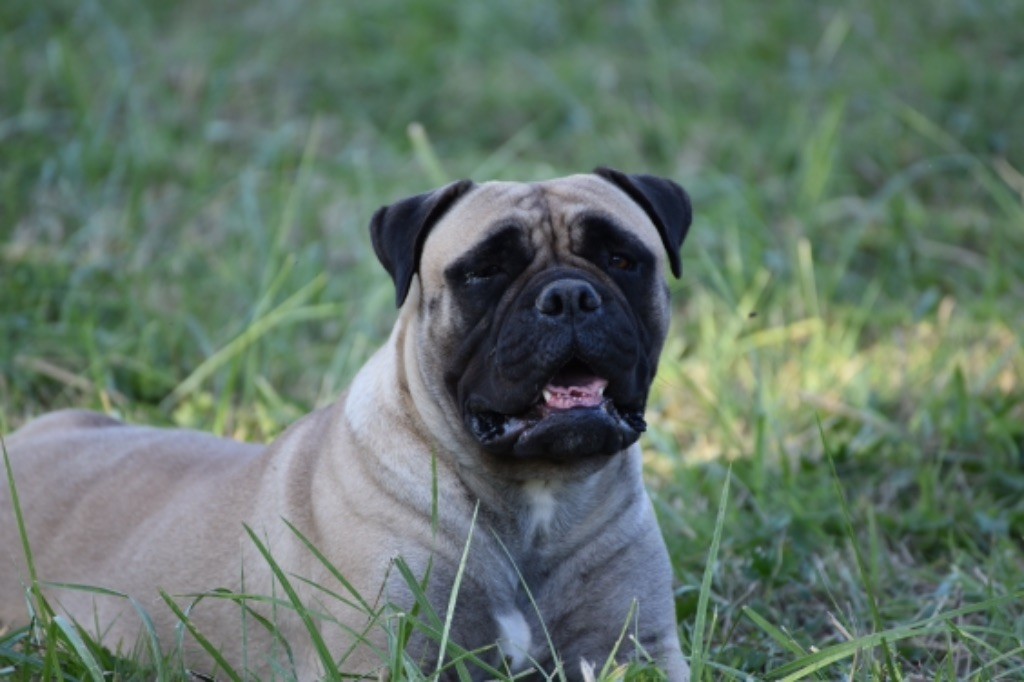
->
[407,122,448,185]
[269,117,321,275]
[162,276,336,409]
[36,582,168,679]
[491,532,564,680]
[598,599,638,679]
[289,575,388,665]
[51,616,104,682]
[690,466,730,680]
[40,621,60,679]
[205,587,298,673]
[128,595,168,679]
[741,607,810,659]
[765,590,1024,680]
[243,524,342,679]
[393,555,443,631]
[281,518,375,614]
[0,627,39,672]
[1,436,53,622]
[821,419,905,679]
[435,502,478,677]
[890,99,1024,222]
[390,555,504,680]
[797,97,845,210]
[819,421,888,648]
[159,591,243,682]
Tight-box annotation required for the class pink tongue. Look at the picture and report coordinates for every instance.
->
[543,376,608,410]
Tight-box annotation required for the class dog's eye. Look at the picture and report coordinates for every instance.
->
[607,252,636,272]
[463,264,504,284]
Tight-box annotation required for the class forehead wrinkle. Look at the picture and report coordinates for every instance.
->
[546,178,664,254]
[506,184,561,258]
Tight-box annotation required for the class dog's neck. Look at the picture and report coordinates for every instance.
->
[509,451,644,550]
[345,319,645,554]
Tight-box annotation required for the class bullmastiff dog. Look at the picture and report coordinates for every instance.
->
[0,168,692,680]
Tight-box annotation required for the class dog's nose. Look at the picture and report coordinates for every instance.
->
[535,279,602,317]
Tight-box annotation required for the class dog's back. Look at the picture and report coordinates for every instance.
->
[0,410,265,641]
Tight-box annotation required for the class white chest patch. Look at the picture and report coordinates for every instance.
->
[523,480,560,538]
[496,609,533,671]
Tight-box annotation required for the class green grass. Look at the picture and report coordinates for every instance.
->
[2,0,1023,678]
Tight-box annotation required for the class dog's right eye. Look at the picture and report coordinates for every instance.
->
[607,252,637,272]
[463,264,504,284]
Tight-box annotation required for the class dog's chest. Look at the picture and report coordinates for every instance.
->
[522,479,560,540]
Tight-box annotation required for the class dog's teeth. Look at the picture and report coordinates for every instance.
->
[542,388,553,403]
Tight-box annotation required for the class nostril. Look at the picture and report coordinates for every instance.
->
[536,279,602,316]
[578,287,601,312]
[536,289,564,315]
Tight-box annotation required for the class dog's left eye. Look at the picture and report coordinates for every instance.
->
[464,264,504,284]
[607,252,637,272]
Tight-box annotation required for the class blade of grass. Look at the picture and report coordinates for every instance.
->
[690,465,730,680]
[435,502,478,678]
[598,599,639,679]
[41,617,61,679]
[162,276,337,409]
[975,645,1024,679]
[407,122,448,185]
[204,587,297,674]
[262,117,322,302]
[180,580,369,671]
[765,590,1024,680]
[159,591,243,682]
[243,523,342,679]
[891,99,1024,223]
[389,555,505,680]
[128,595,168,679]
[392,556,443,632]
[282,518,375,614]
[1,436,53,622]
[491,532,565,681]
[289,575,389,666]
[52,616,104,682]
[40,581,169,679]
[741,606,811,659]
[819,418,898,678]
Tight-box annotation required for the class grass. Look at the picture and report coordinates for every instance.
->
[2,0,1023,678]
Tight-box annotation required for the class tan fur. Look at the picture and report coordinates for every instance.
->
[0,175,689,680]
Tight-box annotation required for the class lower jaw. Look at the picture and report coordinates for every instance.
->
[471,405,644,461]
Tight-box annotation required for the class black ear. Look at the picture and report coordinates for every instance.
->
[370,179,475,307]
[593,167,692,278]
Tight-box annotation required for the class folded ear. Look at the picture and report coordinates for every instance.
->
[593,167,692,278]
[370,179,475,307]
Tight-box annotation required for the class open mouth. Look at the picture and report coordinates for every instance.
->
[542,360,609,410]
[467,358,646,459]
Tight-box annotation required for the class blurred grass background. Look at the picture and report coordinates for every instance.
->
[2,0,1023,678]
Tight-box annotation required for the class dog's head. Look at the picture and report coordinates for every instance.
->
[371,169,691,464]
